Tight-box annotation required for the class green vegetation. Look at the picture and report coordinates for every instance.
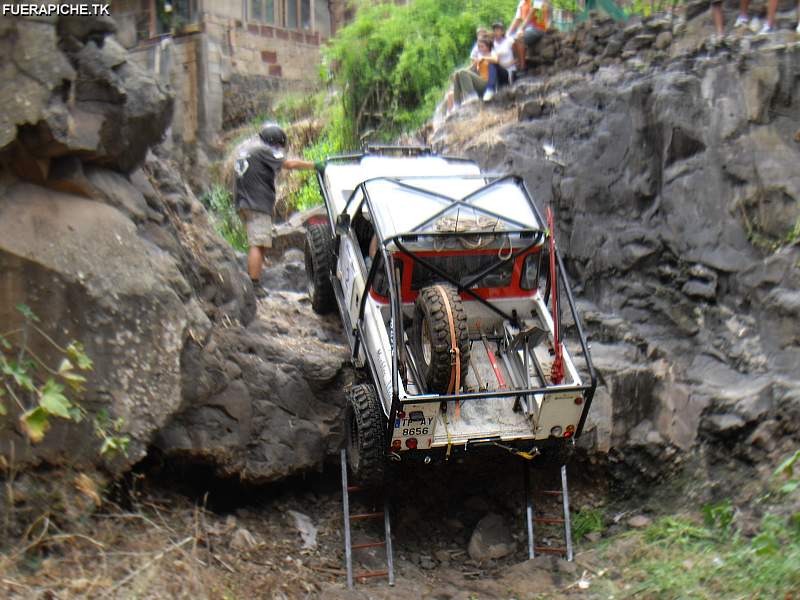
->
[200,184,248,252]
[325,0,517,139]
[0,304,128,456]
[572,507,605,541]
[594,451,800,599]
[207,0,697,229]
[611,512,800,598]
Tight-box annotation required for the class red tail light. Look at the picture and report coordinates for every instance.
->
[406,438,418,449]
[564,425,575,438]
[391,439,401,450]
[574,397,583,405]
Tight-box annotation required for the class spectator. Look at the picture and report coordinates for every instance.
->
[470,27,490,60]
[712,0,779,38]
[508,0,549,72]
[483,21,516,101]
[234,123,320,298]
[451,37,494,107]
[737,0,779,33]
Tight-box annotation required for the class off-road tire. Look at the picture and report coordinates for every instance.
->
[304,223,335,314]
[345,384,386,486]
[411,284,470,394]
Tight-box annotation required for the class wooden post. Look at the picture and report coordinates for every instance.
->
[148,0,157,37]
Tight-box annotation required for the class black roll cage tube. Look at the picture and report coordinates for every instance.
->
[317,157,598,443]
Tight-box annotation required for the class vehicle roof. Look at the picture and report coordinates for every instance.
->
[322,154,543,242]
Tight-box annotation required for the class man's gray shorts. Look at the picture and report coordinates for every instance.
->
[239,209,273,248]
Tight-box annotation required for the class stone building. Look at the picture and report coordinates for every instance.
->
[111,0,349,158]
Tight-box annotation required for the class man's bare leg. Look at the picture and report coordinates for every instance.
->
[739,0,750,19]
[712,2,724,34]
[513,36,526,71]
[247,245,265,281]
[765,0,778,27]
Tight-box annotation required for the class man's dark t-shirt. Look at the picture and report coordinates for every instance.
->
[234,140,285,214]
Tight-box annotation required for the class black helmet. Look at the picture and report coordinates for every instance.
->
[259,123,287,147]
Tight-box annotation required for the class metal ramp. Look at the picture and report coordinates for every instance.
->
[340,449,395,589]
[523,461,574,560]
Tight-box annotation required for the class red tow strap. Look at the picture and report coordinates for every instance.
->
[547,207,564,385]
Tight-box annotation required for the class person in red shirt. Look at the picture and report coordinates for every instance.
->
[508,0,549,72]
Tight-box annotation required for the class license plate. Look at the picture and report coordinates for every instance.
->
[391,402,439,451]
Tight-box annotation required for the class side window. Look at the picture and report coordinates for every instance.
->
[520,252,541,291]
[352,203,377,264]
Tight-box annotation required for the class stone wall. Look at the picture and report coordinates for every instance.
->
[111,0,343,162]
[525,0,799,76]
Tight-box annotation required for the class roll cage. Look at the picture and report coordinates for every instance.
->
[317,147,598,449]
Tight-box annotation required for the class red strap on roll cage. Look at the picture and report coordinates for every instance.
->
[547,207,564,385]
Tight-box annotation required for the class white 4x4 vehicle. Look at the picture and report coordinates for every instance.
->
[304,147,596,484]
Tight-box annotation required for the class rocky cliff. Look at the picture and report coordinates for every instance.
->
[0,16,350,509]
[2,10,799,518]
[432,16,800,491]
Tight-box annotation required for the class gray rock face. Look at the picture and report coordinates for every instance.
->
[0,16,172,173]
[1,146,350,483]
[433,43,800,468]
[154,290,351,481]
[0,183,187,468]
[0,17,350,485]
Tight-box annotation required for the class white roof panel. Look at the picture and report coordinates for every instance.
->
[322,153,542,241]
[323,155,483,217]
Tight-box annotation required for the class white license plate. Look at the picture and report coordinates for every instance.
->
[391,403,439,451]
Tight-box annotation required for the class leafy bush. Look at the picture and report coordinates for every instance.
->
[325,0,518,139]
[0,304,128,456]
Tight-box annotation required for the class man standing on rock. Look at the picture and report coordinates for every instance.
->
[234,123,321,298]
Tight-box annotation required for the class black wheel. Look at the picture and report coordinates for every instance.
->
[345,384,386,486]
[411,284,469,394]
[304,223,335,314]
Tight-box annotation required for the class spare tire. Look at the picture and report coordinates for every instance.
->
[411,284,470,394]
[345,383,386,486]
[304,222,335,314]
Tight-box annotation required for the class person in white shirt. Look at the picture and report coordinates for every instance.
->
[469,27,490,61]
[483,21,516,101]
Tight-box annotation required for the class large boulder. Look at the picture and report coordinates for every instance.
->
[0,183,188,468]
[154,291,351,481]
[0,16,172,173]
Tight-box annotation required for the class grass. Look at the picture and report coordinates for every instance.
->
[199,185,248,252]
[572,507,605,541]
[597,509,800,599]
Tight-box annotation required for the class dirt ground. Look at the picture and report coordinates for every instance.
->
[0,453,624,599]
[2,445,799,599]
